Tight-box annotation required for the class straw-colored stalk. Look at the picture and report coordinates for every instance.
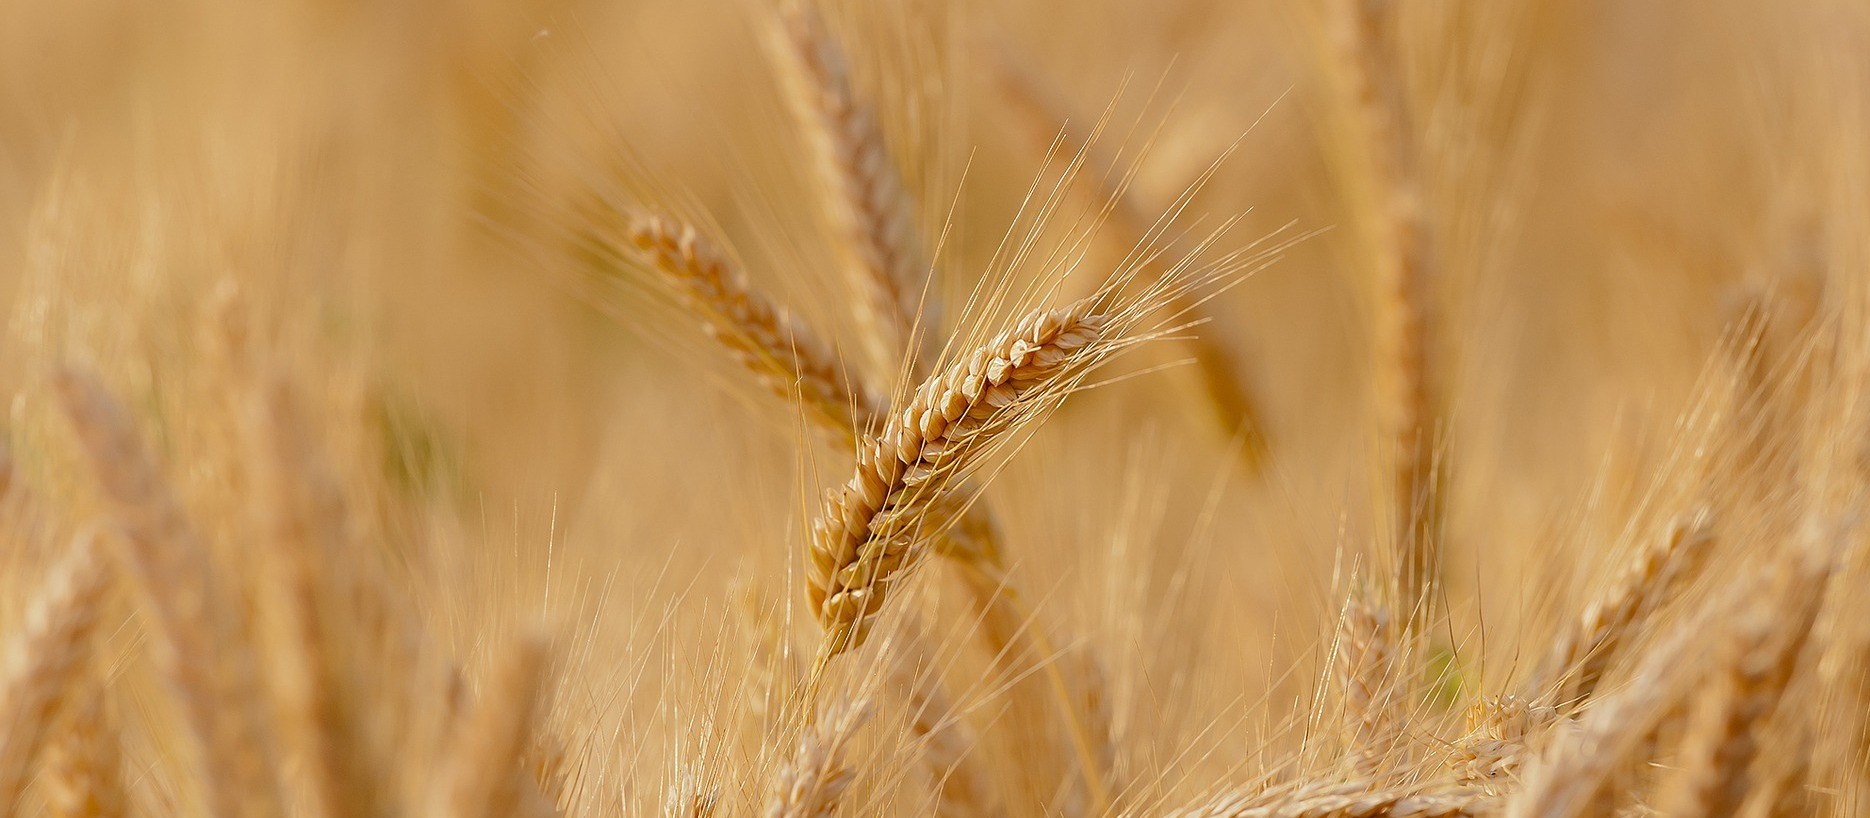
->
[0,532,112,818]
[770,0,928,379]
[1328,0,1443,612]
[54,370,285,818]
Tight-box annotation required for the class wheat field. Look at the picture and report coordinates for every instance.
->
[0,0,1867,816]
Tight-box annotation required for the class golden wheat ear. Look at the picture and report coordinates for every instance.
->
[1334,591,1402,779]
[53,369,286,818]
[0,530,112,818]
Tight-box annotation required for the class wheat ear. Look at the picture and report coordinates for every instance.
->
[1328,0,1443,611]
[53,370,285,818]
[1336,593,1401,778]
[1531,513,1714,705]
[625,212,884,436]
[434,630,555,818]
[0,531,111,818]
[770,0,928,378]
[1170,780,1493,818]
[766,699,872,818]
[1448,695,1559,797]
[41,684,125,818]
[806,296,1110,658]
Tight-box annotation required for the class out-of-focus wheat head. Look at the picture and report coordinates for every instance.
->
[3,0,1870,817]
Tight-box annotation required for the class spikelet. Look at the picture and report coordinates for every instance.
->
[433,630,556,818]
[40,685,126,818]
[0,531,112,818]
[765,699,872,818]
[625,212,883,437]
[769,0,928,379]
[54,369,286,818]
[1448,695,1560,797]
[807,297,1109,656]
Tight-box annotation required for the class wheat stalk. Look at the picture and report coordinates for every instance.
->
[0,530,112,818]
[53,370,286,818]
[770,0,928,380]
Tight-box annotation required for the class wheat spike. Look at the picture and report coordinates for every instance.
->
[771,0,928,379]
[625,212,884,436]
[1328,0,1443,612]
[434,630,556,818]
[806,296,1109,657]
[40,685,126,818]
[1448,695,1559,797]
[0,531,112,818]
[766,700,872,818]
[53,369,286,818]
[1532,513,1715,704]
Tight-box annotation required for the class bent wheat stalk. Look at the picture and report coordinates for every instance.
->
[433,630,556,818]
